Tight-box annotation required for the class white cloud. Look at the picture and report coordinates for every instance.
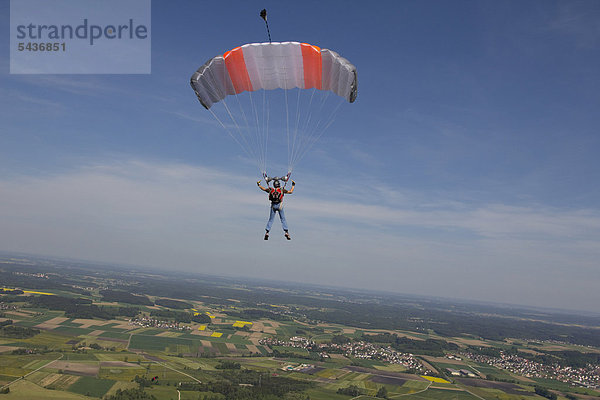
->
[0,158,598,311]
[15,76,115,96]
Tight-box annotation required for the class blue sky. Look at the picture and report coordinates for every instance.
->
[1,0,599,312]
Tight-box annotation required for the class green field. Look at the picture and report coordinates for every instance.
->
[145,385,181,399]
[2,379,90,399]
[11,332,72,349]
[315,368,347,379]
[62,352,99,361]
[45,374,82,391]
[59,319,80,326]
[0,374,16,385]
[373,363,407,373]
[350,358,386,368]
[470,365,515,381]
[311,333,335,341]
[271,345,309,355]
[212,342,229,354]
[52,326,94,336]
[98,331,130,340]
[99,366,146,381]
[0,354,59,378]
[137,329,164,335]
[66,376,115,397]
[305,387,352,400]
[129,334,199,351]
[11,312,64,326]
[274,324,303,337]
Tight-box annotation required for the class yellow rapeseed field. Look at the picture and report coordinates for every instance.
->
[421,376,450,383]
[1,288,55,296]
[232,321,253,327]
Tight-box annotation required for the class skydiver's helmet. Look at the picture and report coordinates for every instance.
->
[273,180,281,188]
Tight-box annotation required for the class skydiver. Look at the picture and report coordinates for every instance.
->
[257,178,295,240]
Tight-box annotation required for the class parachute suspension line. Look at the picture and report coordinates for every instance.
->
[290,93,344,168]
[199,66,262,174]
[293,98,344,166]
[254,90,266,176]
[289,90,331,169]
[288,88,303,173]
[292,90,327,167]
[284,73,291,173]
[303,99,343,163]
[289,87,318,171]
[222,97,262,174]
[233,55,266,175]
[288,88,315,172]
[207,108,255,166]
[233,64,268,175]
[232,90,262,172]
[263,89,270,177]
[246,89,266,175]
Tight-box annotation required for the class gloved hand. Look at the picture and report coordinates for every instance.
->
[291,180,296,186]
[257,180,261,186]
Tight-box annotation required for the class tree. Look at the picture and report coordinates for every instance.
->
[215,361,241,370]
[376,386,388,399]
[331,335,351,345]
[337,385,362,396]
[105,387,156,399]
[534,387,557,400]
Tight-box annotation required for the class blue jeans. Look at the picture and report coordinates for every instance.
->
[266,202,288,232]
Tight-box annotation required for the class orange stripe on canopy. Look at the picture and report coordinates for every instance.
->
[224,47,253,94]
[301,43,322,90]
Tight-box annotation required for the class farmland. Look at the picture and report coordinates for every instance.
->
[1,255,599,399]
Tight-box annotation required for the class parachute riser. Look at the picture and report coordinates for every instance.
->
[264,172,291,188]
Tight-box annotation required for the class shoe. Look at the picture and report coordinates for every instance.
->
[264,232,269,240]
[284,232,291,240]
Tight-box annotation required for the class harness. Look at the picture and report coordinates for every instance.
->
[269,187,284,203]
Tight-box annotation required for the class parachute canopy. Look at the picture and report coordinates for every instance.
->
[190,42,357,110]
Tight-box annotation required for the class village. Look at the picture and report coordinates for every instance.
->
[464,350,600,390]
[259,336,425,372]
[258,335,600,389]
[128,315,191,331]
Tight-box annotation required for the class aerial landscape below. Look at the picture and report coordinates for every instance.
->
[0,254,598,400]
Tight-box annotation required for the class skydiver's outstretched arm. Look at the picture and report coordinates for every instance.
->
[284,180,296,194]
[257,181,270,192]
